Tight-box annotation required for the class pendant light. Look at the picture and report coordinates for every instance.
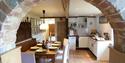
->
[40,10,48,30]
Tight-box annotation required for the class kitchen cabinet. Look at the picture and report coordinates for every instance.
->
[88,37,97,56]
[88,37,113,61]
[79,37,89,48]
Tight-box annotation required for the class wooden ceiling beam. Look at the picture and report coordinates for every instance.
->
[61,0,70,18]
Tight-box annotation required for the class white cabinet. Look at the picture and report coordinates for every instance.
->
[0,47,22,63]
[93,42,97,56]
[88,37,113,61]
[69,36,76,50]
[88,38,97,56]
[79,37,88,48]
[96,41,112,60]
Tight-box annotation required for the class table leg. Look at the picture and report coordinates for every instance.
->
[35,57,40,63]
[51,57,55,63]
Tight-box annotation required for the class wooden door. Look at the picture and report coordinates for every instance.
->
[49,24,55,36]
[56,19,67,42]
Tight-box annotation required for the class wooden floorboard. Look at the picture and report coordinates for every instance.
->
[69,50,109,63]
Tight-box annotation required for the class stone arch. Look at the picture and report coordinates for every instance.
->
[0,0,39,53]
[85,0,125,52]
[0,0,125,53]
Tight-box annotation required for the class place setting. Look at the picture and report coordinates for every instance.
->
[35,48,47,53]
[29,41,60,53]
[30,46,39,51]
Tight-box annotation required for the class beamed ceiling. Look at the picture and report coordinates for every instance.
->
[27,0,102,17]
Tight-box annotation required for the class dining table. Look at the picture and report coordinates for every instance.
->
[27,42,61,63]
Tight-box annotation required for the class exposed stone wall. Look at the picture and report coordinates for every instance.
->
[85,0,125,52]
[0,0,40,54]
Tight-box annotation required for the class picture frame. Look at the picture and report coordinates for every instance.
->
[3,0,17,9]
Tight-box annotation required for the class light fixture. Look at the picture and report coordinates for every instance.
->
[42,10,45,23]
[40,10,48,30]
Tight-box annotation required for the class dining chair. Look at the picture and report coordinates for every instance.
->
[21,52,36,63]
[57,38,69,54]
[63,40,69,63]
[55,38,69,63]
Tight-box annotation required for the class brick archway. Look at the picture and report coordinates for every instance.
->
[0,0,125,53]
[85,0,125,52]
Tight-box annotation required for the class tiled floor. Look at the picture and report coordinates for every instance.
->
[69,50,108,63]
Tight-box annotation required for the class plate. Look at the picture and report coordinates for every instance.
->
[51,44,60,47]
[30,46,39,49]
[35,49,47,53]
[48,47,58,50]
[30,46,39,50]
[37,44,42,47]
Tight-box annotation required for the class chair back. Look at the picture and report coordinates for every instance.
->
[55,38,69,63]
[63,38,68,47]
[63,38,69,63]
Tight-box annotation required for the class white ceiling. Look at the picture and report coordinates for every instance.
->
[69,0,102,16]
[27,0,102,17]
[28,0,65,17]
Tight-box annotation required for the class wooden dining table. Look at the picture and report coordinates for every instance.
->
[35,49,57,63]
[28,43,61,63]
